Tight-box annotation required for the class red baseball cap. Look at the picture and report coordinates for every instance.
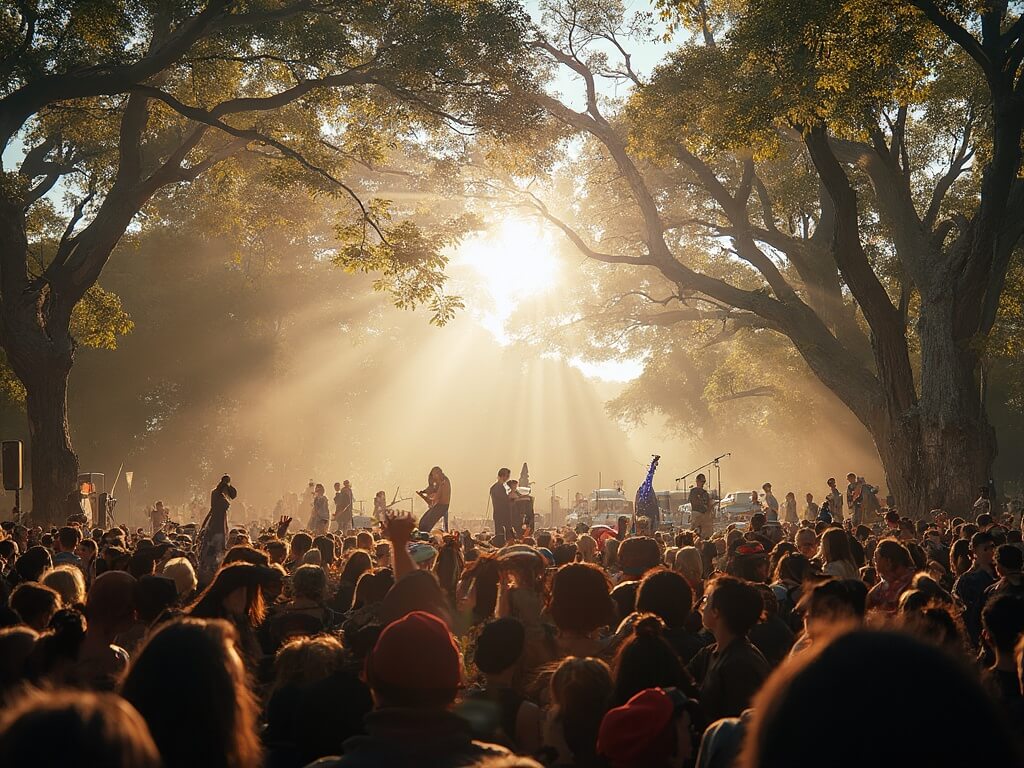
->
[367,610,461,691]
[597,688,677,767]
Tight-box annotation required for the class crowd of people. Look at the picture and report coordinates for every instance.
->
[0,470,1022,767]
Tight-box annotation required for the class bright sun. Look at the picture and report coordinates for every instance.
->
[458,216,561,292]
[454,216,561,343]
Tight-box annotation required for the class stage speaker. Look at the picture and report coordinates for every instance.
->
[2,440,23,491]
[77,473,105,494]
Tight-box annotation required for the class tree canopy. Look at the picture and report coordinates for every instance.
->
[0,0,539,519]
[462,0,1024,515]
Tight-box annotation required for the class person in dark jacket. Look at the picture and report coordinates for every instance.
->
[310,611,509,768]
[687,575,770,723]
[490,468,513,540]
[953,531,997,647]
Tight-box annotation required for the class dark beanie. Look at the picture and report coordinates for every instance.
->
[474,618,525,674]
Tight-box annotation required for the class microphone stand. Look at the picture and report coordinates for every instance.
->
[675,453,731,517]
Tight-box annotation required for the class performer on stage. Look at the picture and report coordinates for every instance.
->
[373,490,388,522]
[490,467,512,539]
[417,466,451,532]
[199,475,236,582]
[334,480,354,532]
[308,483,330,535]
[149,501,169,535]
[507,479,524,537]
[689,473,712,538]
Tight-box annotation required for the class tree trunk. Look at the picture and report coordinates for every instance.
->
[869,293,996,519]
[23,360,78,526]
[874,412,994,520]
[0,285,79,525]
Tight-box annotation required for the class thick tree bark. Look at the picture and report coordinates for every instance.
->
[0,193,80,525]
[873,407,994,521]
[22,357,77,526]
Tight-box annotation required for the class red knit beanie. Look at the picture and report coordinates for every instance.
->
[366,610,461,691]
[597,687,676,767]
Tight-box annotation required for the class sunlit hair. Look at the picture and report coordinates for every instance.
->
[796,578,867,637]
[119,618,262,768]
[270,634,347,698]
[637,568,693,628]
[292,564,327,601]
[339,549,373,586]
[187,563,268,627]
[899,603,966,657]
[819,528,855,565]
[577,534,598,562]
[706,574,764,637]
[352,568,394,610]
[428,466,444,488]
[673,546,703,584]
[42,565,86,607]
[162,557,197,600]
[222,545,269,567]
[949,538,972,577]
[875,538,914,570]
[10,582,60,631]
[0,689,159,767]
[774,552,812,585]
[313,535,336,567]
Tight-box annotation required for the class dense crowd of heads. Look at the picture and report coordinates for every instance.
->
[0,491,1023,768]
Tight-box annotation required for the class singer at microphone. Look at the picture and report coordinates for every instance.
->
[689,473,713,538]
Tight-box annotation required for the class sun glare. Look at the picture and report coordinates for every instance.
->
[454,216,562,343]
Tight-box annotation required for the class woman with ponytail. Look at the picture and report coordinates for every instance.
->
[610,613,697,707]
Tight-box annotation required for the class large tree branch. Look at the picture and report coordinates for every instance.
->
[978,178,1024,337]
[530,42,884,422]
[804,124,916,414]
[0,0,236,150]
[909,1,993,79]
[714,386,777,404]
[923,113,975,232]
[672,144,814,308]
[826,133,933,286]
[532,39,606,125]
[519,195,650,266]
[17,134,59,179]
[130,86,382,239]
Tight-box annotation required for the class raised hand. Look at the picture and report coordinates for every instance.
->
[382,510,415,544]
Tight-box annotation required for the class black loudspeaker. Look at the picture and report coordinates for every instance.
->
[2,441,23,491]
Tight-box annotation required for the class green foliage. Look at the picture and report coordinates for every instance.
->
[634,0,943,160]
[728,0,939,134]
[0,1,135,93]
[333,210,479,326]
[652,0,745,41]
[0,351,26,404]
[71,283,134,350]
[629,43,778,160]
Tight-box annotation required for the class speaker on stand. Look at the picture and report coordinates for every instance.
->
[2,440,23,522]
